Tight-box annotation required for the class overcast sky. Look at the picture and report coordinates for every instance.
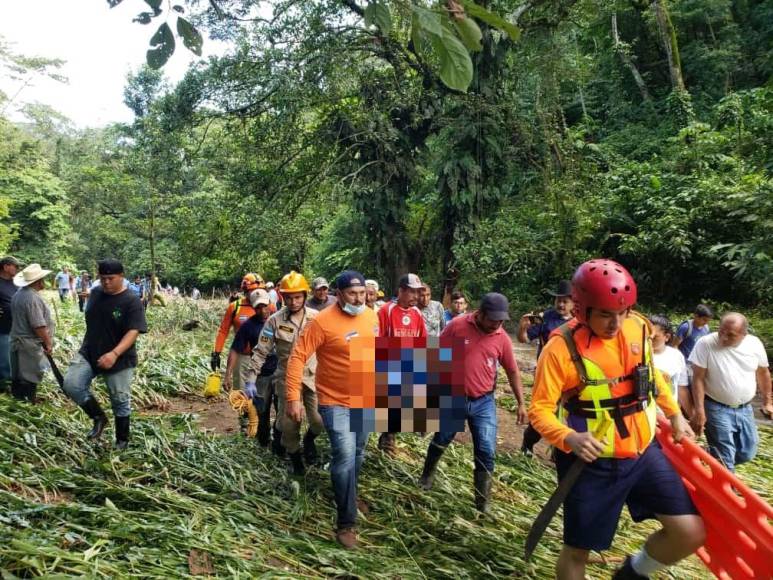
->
[0,0,228,128]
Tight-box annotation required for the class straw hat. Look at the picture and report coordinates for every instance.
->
[14,263,52,287]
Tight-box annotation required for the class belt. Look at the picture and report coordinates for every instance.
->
[468,390,493,401]
[706,395,751,409]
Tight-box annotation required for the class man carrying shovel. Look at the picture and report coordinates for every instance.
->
[528,259,704,580]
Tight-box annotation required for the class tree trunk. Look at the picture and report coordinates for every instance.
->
[611,13,652,102]
[149,188,157,304]
[651,0,687,92]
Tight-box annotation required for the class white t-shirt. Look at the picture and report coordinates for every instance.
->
[653,346,688,398]
[688,332,768,406]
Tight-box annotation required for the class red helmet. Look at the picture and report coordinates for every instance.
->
[571,259,637,323]
[241,273,264,292]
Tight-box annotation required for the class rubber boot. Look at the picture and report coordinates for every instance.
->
[521,423,541,456]
[419,443,445,491]
[271,426,285,457]
[473,470,492,513]
[80,398,108,440]
[115,416,130,450]
[11,381,37,403]
[612,556,649,579]
[302,429,319,465]
[289,451,305,476]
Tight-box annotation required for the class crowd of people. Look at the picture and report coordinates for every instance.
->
[1,254,771,577]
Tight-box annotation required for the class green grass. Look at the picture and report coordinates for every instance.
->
[0,298,767,578]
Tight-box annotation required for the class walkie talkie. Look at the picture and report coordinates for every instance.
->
[633,322,656,400]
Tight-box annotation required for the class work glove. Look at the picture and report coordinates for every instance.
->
[210,351,221,371]
[243,381,257,400]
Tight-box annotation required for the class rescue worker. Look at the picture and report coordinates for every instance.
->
[245,271,323,472]
[211,273,263,391]
[377,273,427,455]
[285,270,379,549]
[529,259,704,580]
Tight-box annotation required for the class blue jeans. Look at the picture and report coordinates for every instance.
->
[431,391,497,473]
[0,333,11,384]
[704,399,758,471]
[319,405,370,529]
[63,353,134,417]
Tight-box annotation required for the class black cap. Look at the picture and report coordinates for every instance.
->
[398,273,423,289]
[334,270,366,290]
[547,280,572,297]
[97,259,124,275]
[480,292,510,321]
[0,256,22,268]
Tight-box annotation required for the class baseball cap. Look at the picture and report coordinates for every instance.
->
[334,270,366,290]
[0,256,22,268]
[479,292,510,321]
[311,277,329,290]
[248,288,270,307]
[398,273,423,289]
[97,259,124,275]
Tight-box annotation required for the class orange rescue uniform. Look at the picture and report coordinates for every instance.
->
[529,316,680,458]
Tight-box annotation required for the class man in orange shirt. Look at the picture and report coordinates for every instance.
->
[210,273,263,390]
[286,270,379,549]
[529,259,704,580]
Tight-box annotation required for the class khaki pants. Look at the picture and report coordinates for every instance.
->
[233,353,251,391]
[275,373,323,453]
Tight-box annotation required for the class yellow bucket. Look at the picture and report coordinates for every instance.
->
[203,372,221,397]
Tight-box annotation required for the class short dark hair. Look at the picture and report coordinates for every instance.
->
[649,314,673,337]
[695,304,714,318]
[451,291,466,301]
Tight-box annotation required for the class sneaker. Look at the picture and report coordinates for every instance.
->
[335,527,358,549]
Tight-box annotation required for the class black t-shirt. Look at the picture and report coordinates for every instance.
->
[0,278,18,334]
[79,287,148,373]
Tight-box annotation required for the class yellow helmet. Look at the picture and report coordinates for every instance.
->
[279,271,311,294]
[241,272,264,291]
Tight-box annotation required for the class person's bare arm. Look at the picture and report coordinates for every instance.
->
[756,366,772,418]
[97,330,140,370]
[33,326,52,354]
[690,365,708,436]
[506,368,527,424]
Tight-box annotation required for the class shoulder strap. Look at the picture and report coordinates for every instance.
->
[230,298,242,327]
[558,322,589,387]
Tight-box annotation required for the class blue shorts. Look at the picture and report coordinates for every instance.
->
[555,441,697,551]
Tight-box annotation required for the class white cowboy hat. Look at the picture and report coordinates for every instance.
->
[14,263,52,287]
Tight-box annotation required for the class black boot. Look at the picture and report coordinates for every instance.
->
[11,381,37,403]
[302,429,319,465]
[289,451,305,476]
[419,443,445,491]
[473,470,492,513]
[80,398,108,440]
[612,556,649,579]
[271,426,285,457]
[115,416,130,450]
[521,423,542,457]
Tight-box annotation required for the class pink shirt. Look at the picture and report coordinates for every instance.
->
[440,312,518,398]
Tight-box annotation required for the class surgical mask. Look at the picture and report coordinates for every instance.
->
[342,302,366,316]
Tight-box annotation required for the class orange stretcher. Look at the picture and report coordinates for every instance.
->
[656,416,773,579]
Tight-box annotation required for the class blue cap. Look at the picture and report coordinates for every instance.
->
[480,292,510,321]
[334,270,366,290]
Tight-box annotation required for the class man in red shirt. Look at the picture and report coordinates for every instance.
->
[418,292,527,513]
[377,273,427,455]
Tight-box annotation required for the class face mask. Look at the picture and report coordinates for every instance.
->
[342,302,366,316]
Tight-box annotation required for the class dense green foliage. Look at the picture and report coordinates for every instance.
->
[1,0,771,307]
